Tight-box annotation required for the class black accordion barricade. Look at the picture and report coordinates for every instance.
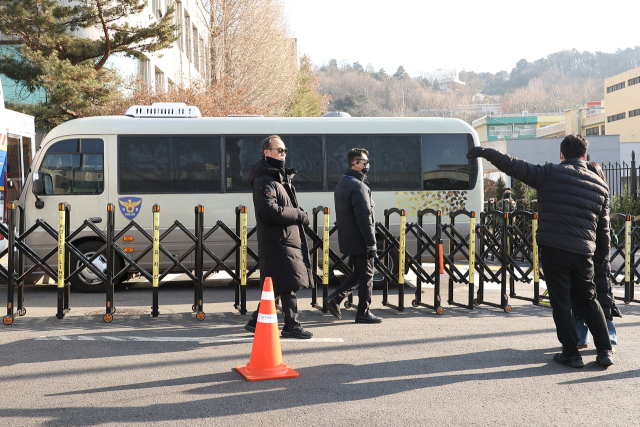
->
[441,209,477,310]
[506,211,546,306]
[406,209,445,314]
[376,208,408,312]
[474,210,512,313]
[610,213,640,305]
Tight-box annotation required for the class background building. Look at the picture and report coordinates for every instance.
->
[472,112,564,143]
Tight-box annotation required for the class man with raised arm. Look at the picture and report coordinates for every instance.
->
[467,134,613,368]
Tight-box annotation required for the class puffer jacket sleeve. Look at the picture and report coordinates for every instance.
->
[350,185,376,247]
[254,180,301,226]
[482,148,548,190]
[595,197,611,260]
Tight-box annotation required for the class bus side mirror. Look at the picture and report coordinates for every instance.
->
[32,173,44,195]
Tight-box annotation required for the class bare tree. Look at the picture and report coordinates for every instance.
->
[193,0,298,115]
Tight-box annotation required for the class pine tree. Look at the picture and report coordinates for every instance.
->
[495,175,506,200]
[511,178,527,200]
[286,55,330,117]
[0,0,177,128]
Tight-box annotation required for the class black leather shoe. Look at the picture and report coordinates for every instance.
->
[355,312,383,323]
[281,327,313,339]
[596,351,614,367]
[244,321,256,334]
[325,295,342,319]
[553,353,584,368]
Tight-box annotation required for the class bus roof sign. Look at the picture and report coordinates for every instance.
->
[125,102,202,118]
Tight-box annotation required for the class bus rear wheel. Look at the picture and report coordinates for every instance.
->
[69,240,123,293]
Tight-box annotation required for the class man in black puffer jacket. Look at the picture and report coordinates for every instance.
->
[468,134,613,368]
[244,135,314,339]
[324,148,383,324]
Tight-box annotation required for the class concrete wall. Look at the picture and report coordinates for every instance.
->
[501,135,621,168]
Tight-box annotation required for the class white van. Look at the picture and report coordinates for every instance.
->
[19,103,483,292]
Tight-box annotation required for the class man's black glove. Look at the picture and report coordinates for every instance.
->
[297,208,310,226]
[366,245,377,259]
[467,147,485,159]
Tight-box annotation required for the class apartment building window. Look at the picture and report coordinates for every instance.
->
[193,27,199,71]
[607,82,625,93]
[152,0,163,19]
[155,67,165,91]
[607,112,626,123]
[489,125,512,137]
[200,38,206,77]
[513,125,536,136]
[630,108,640,118]
[185,12,191,61]
[585,127,599,136]
[629,76,640,86]
[138,58,150,84]
[601,125,605,135]
[175,1,182,51]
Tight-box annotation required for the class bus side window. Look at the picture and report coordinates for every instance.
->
[421,134,471,190]
[38,138,104,195]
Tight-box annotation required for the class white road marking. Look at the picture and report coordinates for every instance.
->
[35,336,343,343]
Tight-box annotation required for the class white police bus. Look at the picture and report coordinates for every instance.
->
[19,103,482,292]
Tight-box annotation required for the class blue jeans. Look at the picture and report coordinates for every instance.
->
[576,319,618,346]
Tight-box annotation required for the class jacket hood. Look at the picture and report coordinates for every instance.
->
[248,158,297,186]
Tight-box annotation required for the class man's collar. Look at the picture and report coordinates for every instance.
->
[344,168,365,181]
[561,157,587,167]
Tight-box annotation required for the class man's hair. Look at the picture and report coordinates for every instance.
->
[503,187,511,193]
[588,161,607,183]
[560,134,589,159]
[262,135,281,151]
[347,148,369,167]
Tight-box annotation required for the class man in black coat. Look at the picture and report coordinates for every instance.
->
[244,135,314,339]
[324,148,383,323]
[467,134,613,367]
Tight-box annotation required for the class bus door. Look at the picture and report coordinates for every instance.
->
[4,133,33,221]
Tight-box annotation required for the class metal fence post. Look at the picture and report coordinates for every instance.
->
[234,206,241,310]
[195,205,205,320]
[104,203,115,323]
[625,215,632,304]
[239,205,248,315]
[468,212,476,309]
[3,203,16,325]
[501,212,512,313]
[64,204,71,313]
[151,204,160,317]
[532,213,540,304]
[398,209,406,311]
[17,205,25,317]
[56,203,66,319]
[322,207,330,312]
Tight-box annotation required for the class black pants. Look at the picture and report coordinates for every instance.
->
[333,254,374,315]
[540,246,612,357]
[250,291,300,331]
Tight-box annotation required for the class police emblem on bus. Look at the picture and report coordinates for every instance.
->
[118,197,142,220]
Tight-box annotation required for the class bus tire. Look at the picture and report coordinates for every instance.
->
[69,240,124,293]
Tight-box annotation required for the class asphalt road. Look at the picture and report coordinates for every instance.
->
[1,280,639,427]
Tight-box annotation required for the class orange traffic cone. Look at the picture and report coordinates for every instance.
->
[235,277,299,381]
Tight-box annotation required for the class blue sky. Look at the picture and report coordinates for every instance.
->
[284,0,639,77]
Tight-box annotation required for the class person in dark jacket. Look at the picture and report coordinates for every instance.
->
[244,135,314,339]
[574,162,621,351]
[467,134,614,368]
[324,148,383,323]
